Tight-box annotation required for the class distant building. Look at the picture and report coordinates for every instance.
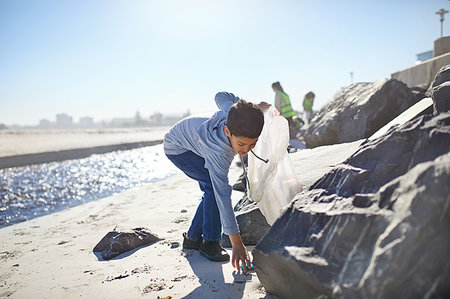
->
[149,112,163,125]
[79,116,94,127]
[56,113,73,128]
[416,50,433,62]
[163,115,184,125]
[135,110,148,126]
[39,119,51,129]
[110,117,135,127]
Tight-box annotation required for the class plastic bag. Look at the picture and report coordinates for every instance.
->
[247,107,303,225]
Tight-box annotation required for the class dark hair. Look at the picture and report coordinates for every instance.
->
[272,81,284,93]
[305,91,315,98]
[227,99,264,138]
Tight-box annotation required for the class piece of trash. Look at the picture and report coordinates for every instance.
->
[93,226,162,260]
[170,242,180,249]
[12,264,19,267]
[180,209,187,213]
[240,262,254,271]
[104,273,130,282]
[171,275,187,282]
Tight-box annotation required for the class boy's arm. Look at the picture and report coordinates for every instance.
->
[214,92,240,111]
[204,157,251,272]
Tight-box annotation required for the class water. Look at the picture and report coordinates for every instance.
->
[0,144,177,228]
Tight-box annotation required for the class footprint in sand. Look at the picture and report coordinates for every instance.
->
[171,216,189,224]
[142,278,170,294]
[0,249,23,261]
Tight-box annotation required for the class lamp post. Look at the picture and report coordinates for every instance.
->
[435,8,449,37]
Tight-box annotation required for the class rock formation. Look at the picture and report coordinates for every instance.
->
[252,112,450,298]
[225,140,364,247]
[302,79,416,148]
[221,195,270,248]
[431,64,450,114]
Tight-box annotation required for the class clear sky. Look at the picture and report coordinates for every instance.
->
[0,0,448,126]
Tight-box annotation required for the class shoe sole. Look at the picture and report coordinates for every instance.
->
[199,250,230,262]
[183,245,201,250]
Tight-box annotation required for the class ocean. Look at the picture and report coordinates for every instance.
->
[0,144,177,228]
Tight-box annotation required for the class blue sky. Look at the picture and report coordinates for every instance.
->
[0,0,448,126]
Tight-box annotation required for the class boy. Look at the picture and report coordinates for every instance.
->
[164,92,267,272]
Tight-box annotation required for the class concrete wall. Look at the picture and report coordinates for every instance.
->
[391,52,450,89]
[434,36,450,57]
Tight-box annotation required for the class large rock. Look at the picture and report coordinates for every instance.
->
[253,113,450,299]
[302,79,416,148]
[224,140,364,247]
[93,225,162,260]
[431,64,450,114]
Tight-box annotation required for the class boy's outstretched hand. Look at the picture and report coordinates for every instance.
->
[229,233,251,273]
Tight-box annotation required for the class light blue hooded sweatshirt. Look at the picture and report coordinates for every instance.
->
[163,92,240,235]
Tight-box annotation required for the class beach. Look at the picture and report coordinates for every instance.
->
[0,129,277,298]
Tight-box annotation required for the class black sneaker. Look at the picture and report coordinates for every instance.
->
[199,241,230,262]
[182,232,202,250]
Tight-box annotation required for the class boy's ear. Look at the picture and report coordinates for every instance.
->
[224,125,231,137]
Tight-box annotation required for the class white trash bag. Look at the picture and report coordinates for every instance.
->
[247,107,303,225]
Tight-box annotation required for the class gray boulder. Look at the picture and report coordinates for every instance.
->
[221,200,270,248]
[302,79,416,148]
[252,113,450,299]
[224,140,364,247]
[93,225,162,260]
[431,64,450,114]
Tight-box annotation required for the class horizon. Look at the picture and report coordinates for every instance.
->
[1,0,448,126]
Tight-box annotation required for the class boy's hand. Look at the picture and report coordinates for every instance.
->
[229,233,251,273]
[258,101,271,111]
[232,243,251,273]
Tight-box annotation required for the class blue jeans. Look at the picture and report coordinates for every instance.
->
[166,151,222,242]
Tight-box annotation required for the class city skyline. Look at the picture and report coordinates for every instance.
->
[1,0,448,126]
[4,110,189,130]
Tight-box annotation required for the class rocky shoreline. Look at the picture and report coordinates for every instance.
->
[241,65,450,298]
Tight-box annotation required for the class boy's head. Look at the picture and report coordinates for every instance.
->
[224,99,264,156]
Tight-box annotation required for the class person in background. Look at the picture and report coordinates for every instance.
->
[303,91,315,125]
[272,81,297,138]
[164,91,269,272]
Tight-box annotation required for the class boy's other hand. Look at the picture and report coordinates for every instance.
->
[257,101,271,111]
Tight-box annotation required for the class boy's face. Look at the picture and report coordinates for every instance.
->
[224,126,258,156]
